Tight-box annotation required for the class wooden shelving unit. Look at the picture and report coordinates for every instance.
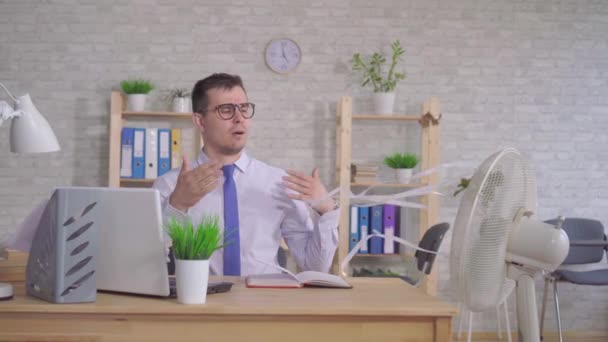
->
[352,114,420,121]
[107,91,202,188]
[335,96,441,295]
[351,182,424,188]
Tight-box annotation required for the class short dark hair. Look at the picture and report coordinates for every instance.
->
[191,73,246,115]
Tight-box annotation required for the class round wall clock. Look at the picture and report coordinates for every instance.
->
[264,38,301,74]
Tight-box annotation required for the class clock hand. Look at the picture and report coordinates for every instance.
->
[281,44,288,61]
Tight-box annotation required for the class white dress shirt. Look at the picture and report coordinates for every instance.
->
[152,150,340,276]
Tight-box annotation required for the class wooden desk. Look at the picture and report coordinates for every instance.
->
[0,276,456,342]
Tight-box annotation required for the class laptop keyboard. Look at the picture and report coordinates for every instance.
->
[168,277,233,297]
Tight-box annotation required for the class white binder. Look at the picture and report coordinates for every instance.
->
[119,127,134,178]
[145,128,158,179]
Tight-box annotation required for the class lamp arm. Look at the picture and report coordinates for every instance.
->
[0,82,18,103]
[0,101,23,127]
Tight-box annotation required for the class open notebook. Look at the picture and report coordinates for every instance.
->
[246,259,352,289]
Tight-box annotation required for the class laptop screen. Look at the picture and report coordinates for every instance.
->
[92,187,171,296]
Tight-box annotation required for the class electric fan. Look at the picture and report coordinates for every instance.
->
[450,148,570,342]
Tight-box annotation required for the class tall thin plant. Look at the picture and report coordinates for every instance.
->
[162,87,191,102]
[351,40,406,93]
[166,216,225,260]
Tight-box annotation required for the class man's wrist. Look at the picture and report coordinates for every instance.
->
[169,193,188,213]
[315,199,338,215]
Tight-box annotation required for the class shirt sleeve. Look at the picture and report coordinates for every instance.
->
[152,174,189,225]
[152,173,189,255]
[280,199,340,273]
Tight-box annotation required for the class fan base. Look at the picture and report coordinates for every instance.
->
[0,283,14,300]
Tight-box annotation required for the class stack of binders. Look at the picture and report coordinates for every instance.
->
[349,204,401,255]
[120,127,183,180]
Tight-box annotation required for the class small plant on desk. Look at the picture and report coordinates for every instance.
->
[166,215,225,304]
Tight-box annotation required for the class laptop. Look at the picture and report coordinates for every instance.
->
[82,187,232,297]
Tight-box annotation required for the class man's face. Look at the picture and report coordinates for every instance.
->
[194,86,251,156]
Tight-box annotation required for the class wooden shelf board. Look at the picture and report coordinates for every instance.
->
[122,111,193,118]
[350,182,423,188]
[120,178,155,184]
[352,114,419,121]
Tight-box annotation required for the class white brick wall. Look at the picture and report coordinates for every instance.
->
[1,0,607,333]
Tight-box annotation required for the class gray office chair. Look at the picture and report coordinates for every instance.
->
[277,246,287,268]
[540,217,608,342]
[401,222,450,287]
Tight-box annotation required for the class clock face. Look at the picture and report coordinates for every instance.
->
[265,38,301,74]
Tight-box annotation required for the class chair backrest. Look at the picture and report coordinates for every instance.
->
[544,217,607,265]
[277,246,287,268]
[415,222,450,274]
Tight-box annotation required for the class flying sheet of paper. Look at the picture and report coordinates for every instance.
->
[6,199,48,252]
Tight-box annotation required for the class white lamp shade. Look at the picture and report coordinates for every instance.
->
[10,94,60,154]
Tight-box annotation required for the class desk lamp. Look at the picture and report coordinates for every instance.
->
[0,82,61,300]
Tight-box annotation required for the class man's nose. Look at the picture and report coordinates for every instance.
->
[233,110,244,122]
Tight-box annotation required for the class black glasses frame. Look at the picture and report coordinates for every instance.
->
[204,102,255,120]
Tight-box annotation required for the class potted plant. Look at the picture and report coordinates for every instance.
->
[351,40,405,115]
[166,215,225,304]
[120,79,154,112]
[384,152,419,183]
[163,88,192,113]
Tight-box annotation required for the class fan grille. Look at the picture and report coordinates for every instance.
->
[450,148,536,312]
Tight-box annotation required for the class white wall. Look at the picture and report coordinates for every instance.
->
[1,0,607,332]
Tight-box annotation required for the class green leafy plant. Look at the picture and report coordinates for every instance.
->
[165,216,225,260]
[351,40,406,93]
[383,152,419,169]
[120,79,155,94]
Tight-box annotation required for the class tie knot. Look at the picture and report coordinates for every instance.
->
[222,164,236,178]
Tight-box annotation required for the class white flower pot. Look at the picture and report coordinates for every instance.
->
[395,168,413,184]
[172,97,191,113]
[175,259,210,304]
[127,94,147,112]
[373,92,396,115]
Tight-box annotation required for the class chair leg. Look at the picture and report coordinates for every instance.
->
[539,276,550,340]
[553,280,564,342]
[503,297,513,342]
[496,305,502,339]
[467,311,473,342]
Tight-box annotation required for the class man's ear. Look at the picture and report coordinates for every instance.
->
[192,113,205,133]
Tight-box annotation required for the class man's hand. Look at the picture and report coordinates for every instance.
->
[283,167,337,215]
[169,155,222,212]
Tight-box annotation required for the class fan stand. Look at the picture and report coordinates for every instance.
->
[0,283,13,300]
[508,264,540,342]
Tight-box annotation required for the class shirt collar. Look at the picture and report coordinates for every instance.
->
[195,149,251,174]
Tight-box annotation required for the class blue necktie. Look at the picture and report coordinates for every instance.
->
[222,164,241,276]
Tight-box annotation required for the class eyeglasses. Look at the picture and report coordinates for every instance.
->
[205,102,255,120]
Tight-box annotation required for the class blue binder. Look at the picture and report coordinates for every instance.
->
[119,127,134,178]
[349,205,359,252]
[157,129,171,177]
[132,128,146,179]
[357,206,369,254]
[369,205,384,254]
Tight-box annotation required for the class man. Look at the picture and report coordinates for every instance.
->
[153,73,339,276]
